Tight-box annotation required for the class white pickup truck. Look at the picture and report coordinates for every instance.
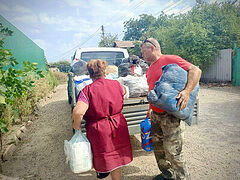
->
[68,47,199,135]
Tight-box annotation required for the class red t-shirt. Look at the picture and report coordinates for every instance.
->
[146,55,192,113]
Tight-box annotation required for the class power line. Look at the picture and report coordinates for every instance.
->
[104,0,145,40]
[117,0,188,40]
[53,27,102,61]
[49,1,146,62]
[153,0,185,17]
[174,5,193,16]
[105,0,145,29]
[164,0,186,14]
[49,0,187,61]
[48,26,101,61]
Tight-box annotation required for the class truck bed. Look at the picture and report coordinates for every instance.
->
[68,73,199,135]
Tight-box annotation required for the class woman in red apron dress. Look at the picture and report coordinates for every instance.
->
[72,59,133,180]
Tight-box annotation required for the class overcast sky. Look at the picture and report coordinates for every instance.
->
[0,0,205,63]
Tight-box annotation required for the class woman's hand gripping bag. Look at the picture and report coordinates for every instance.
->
[64,130,92,173]
[140,117,153,152]
[147,64,199,126]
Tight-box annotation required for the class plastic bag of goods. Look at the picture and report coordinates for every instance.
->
[121,75,148,98]
[118,63,132,77]
[122,84,129,99]
[106,65,118,74]
[147,64,199,126]
[64,130,92,173]
[105,65,118,79]
[140,75,149,96]
[118,55,148,77]
[129,55,149,75]
[74,75,93,97]
[70,60,88,76]
[118,63,143,77]
[140,117,153,152]
[105,73,118,80]
[139,59,149,74]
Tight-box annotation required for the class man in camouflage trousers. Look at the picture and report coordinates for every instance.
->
[151,112,188,180]
[141,38,201,180]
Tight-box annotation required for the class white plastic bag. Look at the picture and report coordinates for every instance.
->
[64,130,92,173]
[74,75,93,97]
[133,65,143,76]
[120,75,148,98]
[122,85,129,99]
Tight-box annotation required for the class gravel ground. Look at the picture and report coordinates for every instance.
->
[2,84,240,180]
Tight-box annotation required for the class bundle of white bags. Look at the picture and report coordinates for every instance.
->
[118,75,148,98]
[64,130,92,173]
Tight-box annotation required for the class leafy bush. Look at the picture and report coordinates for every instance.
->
[0,23,44,132]
[123,2,240,71]
[50,61,70,73]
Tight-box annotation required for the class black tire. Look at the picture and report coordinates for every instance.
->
[68,93,72,104]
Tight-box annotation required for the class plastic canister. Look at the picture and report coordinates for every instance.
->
[140,117,153,152]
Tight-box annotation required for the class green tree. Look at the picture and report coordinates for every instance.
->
[123,2,240,71]
[98,33,118,47]
[50,60,70,72]
[123,14,156,41]
[127,41,142,57]
[189,2,240,49]
[150,14,217,70]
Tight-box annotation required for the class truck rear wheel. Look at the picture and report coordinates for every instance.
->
[68,93,72,104]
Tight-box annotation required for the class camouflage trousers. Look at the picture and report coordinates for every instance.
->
[151,111,190,180]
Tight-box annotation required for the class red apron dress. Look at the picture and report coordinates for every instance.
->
[81,78,133,172]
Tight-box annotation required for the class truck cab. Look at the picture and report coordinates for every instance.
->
[71,47,129,66]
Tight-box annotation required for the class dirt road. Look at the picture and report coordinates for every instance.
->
[2,84,240,180]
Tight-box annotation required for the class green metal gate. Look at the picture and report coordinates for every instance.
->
[233,43,240,86]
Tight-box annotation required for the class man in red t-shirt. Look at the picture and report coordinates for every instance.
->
[141,38,201,180]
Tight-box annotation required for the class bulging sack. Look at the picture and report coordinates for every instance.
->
[70,60,88,76]
[119,75,148,98]
[147,64,199,126]
[64,130,92,173]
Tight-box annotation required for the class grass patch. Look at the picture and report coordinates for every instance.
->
[51,71,68,84]
[0,71,61,130]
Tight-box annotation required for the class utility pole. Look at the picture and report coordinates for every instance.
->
[101,25,106,47]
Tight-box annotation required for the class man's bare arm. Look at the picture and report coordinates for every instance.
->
[177,65,202,110]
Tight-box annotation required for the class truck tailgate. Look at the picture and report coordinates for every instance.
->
[80,97,199,135]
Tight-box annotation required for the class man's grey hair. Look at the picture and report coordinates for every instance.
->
[147,37,161,50]
[141,37,161,50]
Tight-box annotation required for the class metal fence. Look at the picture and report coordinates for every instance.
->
[201,49,232,83]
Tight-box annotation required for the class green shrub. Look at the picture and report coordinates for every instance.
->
[51,71,68,84]
[0,23,64,132]
[0,24,44,132]
[0,104,13,127]
[1,71,59,128]
[47,71,59,88]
